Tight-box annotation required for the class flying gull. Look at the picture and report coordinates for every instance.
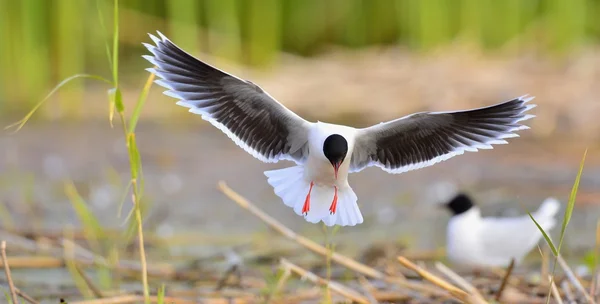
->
[142,31,536,227]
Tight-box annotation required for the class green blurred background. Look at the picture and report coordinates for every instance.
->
[0,0,598,266]
[0,0,597,118]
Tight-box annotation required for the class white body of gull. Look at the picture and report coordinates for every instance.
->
[143,31,537,227]
[444,193,561,268]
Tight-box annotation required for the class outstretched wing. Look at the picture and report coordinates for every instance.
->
[143,32,311,164]
[350,96,536,173]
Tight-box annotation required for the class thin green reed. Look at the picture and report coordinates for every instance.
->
[587,0,600,39]
[1,0,600,116]
[365,0,399,45]
[244,0,281,67]
[458,0,481,43]
[55,0,85,118]
[417,0,453,51]
[0,1,17,112]
[281,0,326,55]
[331,0,366,48]
[166,0,201,55]
[20,0,50,109]
[205,0,242,63]
[546,0,586,52]
[480,0,521,49]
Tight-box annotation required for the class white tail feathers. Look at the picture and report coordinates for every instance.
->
[264,166,363,226]
[534,197,561,230]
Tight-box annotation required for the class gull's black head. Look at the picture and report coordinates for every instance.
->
[444,193,475,216]
[323,134,348,178]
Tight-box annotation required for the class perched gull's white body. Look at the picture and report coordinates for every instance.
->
[444,194,561,268]
[143,31,537,227]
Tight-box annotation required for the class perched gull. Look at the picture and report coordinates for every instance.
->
[143,31,536,227]
[443,193,561,268]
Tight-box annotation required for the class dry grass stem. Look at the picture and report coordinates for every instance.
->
[0,256,64,268]
[592,220,600,297]
[562,280,576,303]
[68,294,198,304]
[132,188,150,302]
[398,256,476,303]
[557,255,595,303]
[495,258,515,301]
[265,267,291,304]
[434,262,479,295]
[0,229,174,277]
[280,258,370,304]
[357,275,380,304]
[549,275,565,304]
[10,287,38,304]
[2,241,19,304]
[75,264,105,298]
[541,245,549,283]
[218,181,468,298]
[217,182,402,282]
[214,264,241,291]
[275,287,321,303]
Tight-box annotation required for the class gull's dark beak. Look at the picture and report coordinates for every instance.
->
[332,161,341,179]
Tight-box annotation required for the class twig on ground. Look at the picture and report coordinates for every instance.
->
[562,280,576,304]
[495,258,515,301]
[265,266,291,304]
[215,264,241,291]
[357,275,380,304]
[68,294,199,304]
[0,256,65,268]
[435,262,488,304]
[10,287,38,304]
[0,229,174,277]
[558,255,595,303]
[592,220,600,297]
[218,182,394,279]
[2,241,19,304]
[215,249,244,291]
[549,275,565,304]
[595,272,600,300]
[398,256,473,303]
[280,258,370,304]
[275,287,321,304]
[218,182,453,297]
[434,262,481,296]
[75,264,105,298]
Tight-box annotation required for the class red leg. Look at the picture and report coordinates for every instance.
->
[329,186,338,215]
[302,181,314,216]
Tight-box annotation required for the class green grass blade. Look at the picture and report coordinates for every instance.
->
[528,212,558,256]
[64,181,106,244]
[166,0,200,55]
[117,179,133,218]
[96,0,113,72]
[112,0,119,84]
[157,284,166,304]
[127,133,141,180]
[4,74,111,133]
[64,180,113,290]
[127,73,155,134]
[557,148,587,253]
[108,87,123,127]
[63,228,94,299]
[0,200,14,230]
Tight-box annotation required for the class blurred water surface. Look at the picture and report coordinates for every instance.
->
[1,121,598,256]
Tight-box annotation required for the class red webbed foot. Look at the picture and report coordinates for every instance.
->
[302,181,314,216]
[329,186,338,215]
